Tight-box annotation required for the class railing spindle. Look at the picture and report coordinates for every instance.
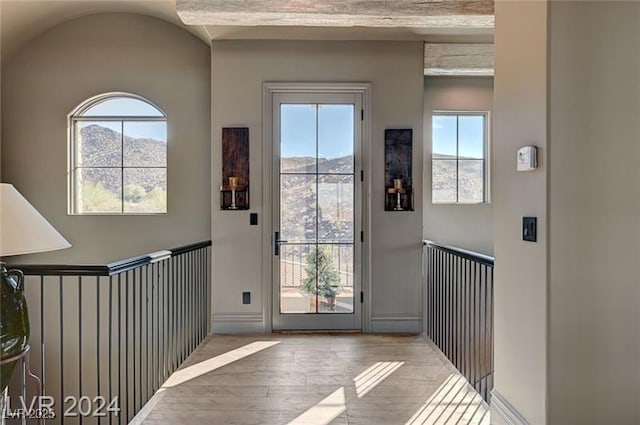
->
[40,277,45,397]
[59,276,65,425]
[108,276,113,425]
[117,274,122,425]
[78,276,83,425]
[96,276,101,425]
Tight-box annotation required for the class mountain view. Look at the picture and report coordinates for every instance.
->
[75,124,483,213]
[432,154,484,203]
[75,124,167,213]
[278,156,355,297]
[280,156,354,244]
[281,156,354,174]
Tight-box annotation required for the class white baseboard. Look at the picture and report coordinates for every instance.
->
[490,390,530,425]
[369,316,423,333]
[212,314,424,334]
[212,313,266,334]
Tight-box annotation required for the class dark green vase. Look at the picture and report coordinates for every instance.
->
[0,264,30,392]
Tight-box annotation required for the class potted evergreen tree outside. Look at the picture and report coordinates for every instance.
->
[300,245,343,311]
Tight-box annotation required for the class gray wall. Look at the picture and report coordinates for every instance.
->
[1,13,211,264]
[211,40,424,333]
[491,1,548,423]
[548,2,640,423]
[423,77,494,255]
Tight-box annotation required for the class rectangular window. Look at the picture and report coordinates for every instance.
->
[432,112,488,204]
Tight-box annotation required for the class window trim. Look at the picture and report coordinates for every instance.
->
[431,110,490,205]
[68,92,168,215]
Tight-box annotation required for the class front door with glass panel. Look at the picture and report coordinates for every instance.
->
[272,93,362,330]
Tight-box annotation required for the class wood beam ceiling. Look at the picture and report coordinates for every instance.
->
[424,43,494,76]
[176,1,495,76]
[177,0,494,29]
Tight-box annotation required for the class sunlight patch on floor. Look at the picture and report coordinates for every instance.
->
[354,361,404,398]
[162,341,281,388]
[404,374,489,425]
[286,360,404,424]
[286,387,346,425]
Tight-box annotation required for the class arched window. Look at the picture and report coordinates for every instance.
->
[69,93,167,214]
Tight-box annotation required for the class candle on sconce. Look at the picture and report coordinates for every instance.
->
[228,176,240,188]
[393,179,403,189]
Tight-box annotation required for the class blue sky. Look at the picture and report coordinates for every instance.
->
[85,97,164,117]
[433,115,485,159]
[82,97,166,141]
[281,104,354,159]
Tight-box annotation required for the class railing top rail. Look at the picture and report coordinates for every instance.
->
[423,240,495,266]
[170,241,212,256]
[107,254,153,275]
[8,240,212,276]
[13,264,112,276]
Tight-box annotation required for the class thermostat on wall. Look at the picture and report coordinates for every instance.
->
[517,146,538,171]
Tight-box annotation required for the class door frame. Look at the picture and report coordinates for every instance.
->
[262,82,372,332]
[271,92,362,330]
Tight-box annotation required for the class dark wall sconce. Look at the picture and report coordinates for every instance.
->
[384,129,414,211]
[220,127,250,210]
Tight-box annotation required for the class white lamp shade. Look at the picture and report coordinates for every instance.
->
[0,183,71,256]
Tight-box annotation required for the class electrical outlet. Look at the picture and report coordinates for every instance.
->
[242,291,251,304]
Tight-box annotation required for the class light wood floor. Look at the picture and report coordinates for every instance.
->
[136,334,489,425]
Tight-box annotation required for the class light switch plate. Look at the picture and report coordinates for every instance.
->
[517,146,538,171]
[523,217,537,242]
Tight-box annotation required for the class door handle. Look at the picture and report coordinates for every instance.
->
[274,231,288,256]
